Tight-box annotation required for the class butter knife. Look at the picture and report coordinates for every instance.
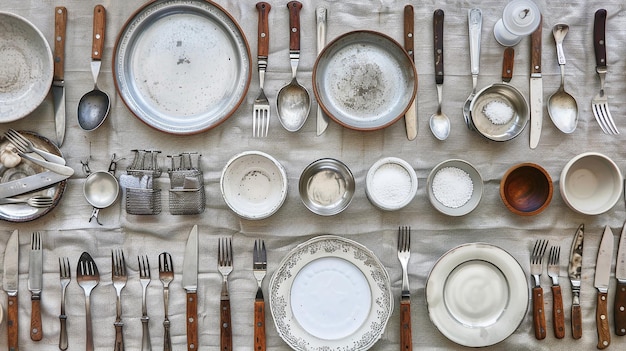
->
[0,171,70,199]
[16,151,75,177]
[403,5,417,140]
[3,229,19,351]
[315,7,328,136]
[28,232,43,341]
[568,224,584,339]
[182,225,199,351]
[614,222,626,335]
[53,7,67,147]
[595,225,614,349]
[529,16,542,149]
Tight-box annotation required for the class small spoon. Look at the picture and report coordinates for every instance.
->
[276,1,311,132]
[462,9,482,131]
[77,5,110,131]
[548,24,578,133]
[430,9,450,140]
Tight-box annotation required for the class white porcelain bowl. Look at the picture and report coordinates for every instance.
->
[427,159,483,216]
[560,152,622,215]
[366,157,417,211]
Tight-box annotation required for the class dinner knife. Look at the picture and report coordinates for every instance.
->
[28,232,43,341]
[315,7,328,136]
[403,5,417,141]
[3,229,20,351]
[614,222,626,335]
[595,225,614,349]
[529,16,542,149]
[568,224,584,339]
[0,171,70,199]
[53,7,67,147]
[182,225,199,351]
[16,151,75,177]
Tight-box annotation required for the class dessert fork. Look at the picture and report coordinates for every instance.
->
[252,2,271,137]
[158,252,174,351]
[3,128,66,165]
[112,249,127,351]
[218,237,233,351]
[548,246,565,339]
[530,239,548,340]
[397,226,412,351]
[253,239,267,351]
[138,255,152,351]
[58,257,70,350]
[77,252,100,351]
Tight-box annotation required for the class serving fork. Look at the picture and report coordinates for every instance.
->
[531,239,548,340]
[252,2,271,137]
[218,237,233,351]
[3,128,66,165]
[592,9,619,135]
[158,252,174,351]
[138,255,152,351]
[58,257,70,350]
[397,226,412,351]
[77,252,100,351]
[548,246,565,339]
[112,249,127,351]
[253,239,267,351]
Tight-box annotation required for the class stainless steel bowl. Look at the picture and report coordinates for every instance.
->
[299,158,355,216]
[470,83,529,142]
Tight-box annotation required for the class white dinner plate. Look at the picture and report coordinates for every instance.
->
[270,235,393,351]
[426,243,528,347]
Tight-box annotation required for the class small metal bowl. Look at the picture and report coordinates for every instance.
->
[299,158,355,216]
[470,84,529,142]
[500,163,553,216]
[427,159,483,216]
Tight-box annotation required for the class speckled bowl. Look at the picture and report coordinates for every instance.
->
[500,163,553,216]
[427,159,483,216]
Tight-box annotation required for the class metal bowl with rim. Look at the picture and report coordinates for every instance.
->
[470,83,529,142]
[299,158,355,216]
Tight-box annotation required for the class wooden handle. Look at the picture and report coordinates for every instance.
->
[256,2,271,57]
[597,291,611,349]
[254,299,266,351]
[433,9,444,85]
[551,286,565,339]
[30,297,43,341]
[614,281,626,335]
[92,5,106,60]
[593,9,607,68]
[113,322,124,351]
[502,47,515,83]
[287,1,302,51]
[186,292,198,351]
[53,7,67,81]
[532,286,547,340]
[8,295,19,351]
[400,299,412,351]
[572,304,583,339]
[220,299,233,351]
[404,5,414,61]
[530,16,542,74]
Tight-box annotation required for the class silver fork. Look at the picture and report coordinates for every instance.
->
[531,239,548,340]
[397,226,412,351]
[112,249,127,351]
[77,252,100,351]
[58,257,70,351]
[252,2,271,137]
[253,239,267,351]
[138,255,152,351]
[592,9,619,135]
[158,252,174,351]
[3,129,67,164]
[0,196,54,208]
[548,246,565,339]
[218,237,233,351]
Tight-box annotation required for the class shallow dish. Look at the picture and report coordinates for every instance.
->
[366,157,417,211]
[427,159,483,216]
[500,163,553,216]
[299,158,355,216]
[221,151,287,220]
[560,152,622,215]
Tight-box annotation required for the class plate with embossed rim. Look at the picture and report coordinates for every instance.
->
[426,243,528,347]
[269,235,393,351]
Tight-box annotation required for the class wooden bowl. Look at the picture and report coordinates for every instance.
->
[500,163,553,216]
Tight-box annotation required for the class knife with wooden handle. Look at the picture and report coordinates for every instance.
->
[403,5,417,141]
[53,7,67,147]
[3,230,19,351]
[182,225,198,351]
[569,224,584,339]
[614,222,626,335]
[595,225,613,349]
[529,16,542,149]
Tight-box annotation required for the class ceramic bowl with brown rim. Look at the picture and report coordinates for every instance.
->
[500,163,553,216]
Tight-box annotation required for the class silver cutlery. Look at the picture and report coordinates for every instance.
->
[77,252,100,351]
[462,8,481,132]
[182,225,199,351]
[530,239,548,340]
[595,225,614,349]
[3,229,19,351]
[429,9,450,141]
[58,257,71,351]
[0,196,54,208]
[4,129,66,165]
[28,232,43,341]
[615,222,626,336]
[529,16,542,147]
[316,7,329,136]
[112,249,127,351]
[218,237,233,351]
[159,252,174,351]
[592,9,618,135]
[253,2,271,137]
[547,245,565,339]
[12,148,74,176]
[397,226,412,350]
[253,239,267,351]
[52,7,67,146]
[138,255,152,351]
[568,224,584,339]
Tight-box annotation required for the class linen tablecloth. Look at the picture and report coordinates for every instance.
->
[2,0,626,350]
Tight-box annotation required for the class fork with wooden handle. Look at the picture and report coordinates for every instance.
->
[530,240,548,340]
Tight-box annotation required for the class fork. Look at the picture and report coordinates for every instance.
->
[158,252,174,351]
[592,9,619,135]
[112,249,127,351]
[531,239,548,340]
[253,239,267,351]
[77,252,100,351]
[3,129,67,165]
[0,196,54,208]
[397,226,412,351]
[548,246,565,339]
[218,237,233,351]
[138,255,152,351]
[58,257,70,351]
[252,2,271,137]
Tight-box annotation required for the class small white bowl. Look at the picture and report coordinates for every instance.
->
[221,151,287,220]
[560,152,622,215]
[427,159,483,216]
[366,157,417,211]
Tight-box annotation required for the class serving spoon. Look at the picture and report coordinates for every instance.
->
[548,24,578,133]
[430,9,450,140]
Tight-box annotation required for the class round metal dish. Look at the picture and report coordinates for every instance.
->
[299,158,355,216]
[313,30,417,131]
[470,83,528,142]
[0,12,53,123]
[113,0,251,134]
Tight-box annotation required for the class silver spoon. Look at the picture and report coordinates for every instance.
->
[276,1,311,132]
[548,24,578,133]
[462,9,482,131]
[77,5,110,131]
[430,9,450,140]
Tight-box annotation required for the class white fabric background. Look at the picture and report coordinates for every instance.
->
[1,0,626,350]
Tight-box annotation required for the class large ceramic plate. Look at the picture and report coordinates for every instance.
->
[113,0,251,134]
[313,30,416,131]
[0,132,67,222]
[426,243,528,347]
[0,12,53,123]
[270,235,393,351]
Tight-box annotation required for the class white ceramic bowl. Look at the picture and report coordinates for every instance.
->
[221,151,287,220]
[427,159,483,216]
[366,157,417,211]
[560,152,623,215]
